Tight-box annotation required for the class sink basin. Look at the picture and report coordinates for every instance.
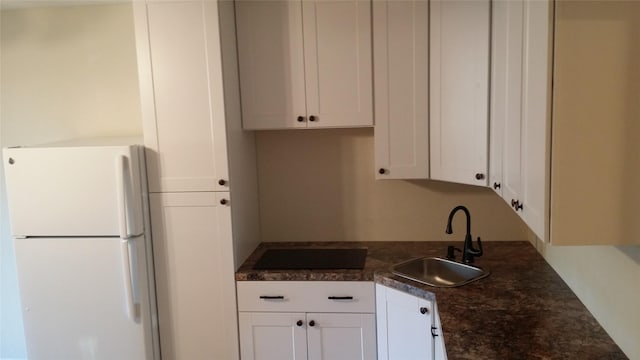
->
[391,257,490,288]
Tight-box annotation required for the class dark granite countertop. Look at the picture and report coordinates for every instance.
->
[236,241,627,359]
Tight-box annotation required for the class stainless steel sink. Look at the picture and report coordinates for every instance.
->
[391,257,490,288]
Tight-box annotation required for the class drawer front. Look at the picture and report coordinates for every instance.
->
[237,281,375,313]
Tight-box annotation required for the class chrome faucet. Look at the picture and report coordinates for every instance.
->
[445,205,483,263]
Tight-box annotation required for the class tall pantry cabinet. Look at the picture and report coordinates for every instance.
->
[133,1,260,359]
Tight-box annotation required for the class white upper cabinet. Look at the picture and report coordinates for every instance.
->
[236,0,373,130]
[490,0,551,240]
[134,1,229,193]
[429,0,490,186]
[373,0,429,179]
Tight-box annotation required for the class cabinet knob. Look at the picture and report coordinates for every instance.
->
[218,179,227,186]
[8,157,14,165]
[475,173,485,180]
[309,115,317,122]
[378,168,386,175]
[296,320,303,327]
[420,307,429,315]
[297,116,305,122]
[220,199,229,205]
[511,199,523,211]
[493,182,501,190]
[308,320,315,327]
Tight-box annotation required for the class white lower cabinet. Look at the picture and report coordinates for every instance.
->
[376,284,446,360]
[150,192,239,360]
[237,281,376,360]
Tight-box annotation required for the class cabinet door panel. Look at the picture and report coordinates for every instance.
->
[491,0,524,202]
[136,2,228,192]
[520,0,551,240]
[430,0,490,186]
[303,0,373,128]
[235,0,307,129]
[150,192,238,359]
[373,0,429,179]
[306,313,376,360]
[376,284,434,360]
[239,312,308,360]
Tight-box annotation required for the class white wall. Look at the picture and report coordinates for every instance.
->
[0,4,141,358]
[533,237,640,359]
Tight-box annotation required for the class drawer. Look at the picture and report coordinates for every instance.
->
[237,281,375,313]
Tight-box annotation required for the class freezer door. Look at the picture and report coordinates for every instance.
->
[3,145,144,237]
[14,237,154,360]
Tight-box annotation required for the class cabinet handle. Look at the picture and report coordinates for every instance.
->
[493,182,501,190]
[378,168,386,175]
[515,201,523,211]
[259,295,284,300]
[420,307,429,315]
[431,326,439,337]
[220,199,229,205]
[511,199,517,208]
[308,320,315,327]
[218,179,227,186]
[309,115,317,122]
[297,116,305,122]
[296,320,303,327]
[328,296,354,300]
[475,173,485,180]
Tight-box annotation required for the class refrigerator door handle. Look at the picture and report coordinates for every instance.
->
[116,155,143,239]
[120,239,138,322]
[115,155,129,239]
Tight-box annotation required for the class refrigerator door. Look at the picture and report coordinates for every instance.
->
[14,236,153,360]
[3,145,144,237]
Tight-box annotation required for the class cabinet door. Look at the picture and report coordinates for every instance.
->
[239,312,308,360]
[134,1,229,192]
[519,0,551,240]
[490,0,524,201]
[302,0,373,128]
[430,0,490,186]
[150,192,238,359]
[376,284,434,360]
[306,313,376,360]
[235,0,307,129]
[433,303,447,360]
[373,0,429,179]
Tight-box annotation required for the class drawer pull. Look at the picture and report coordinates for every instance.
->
[328,296,354,300]
[259,295,285,300]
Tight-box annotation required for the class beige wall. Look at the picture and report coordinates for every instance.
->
[256,128,528,242]
[1,4,142,147]
[0,4,141,359]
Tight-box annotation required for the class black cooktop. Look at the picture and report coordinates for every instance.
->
[253,248,368,270]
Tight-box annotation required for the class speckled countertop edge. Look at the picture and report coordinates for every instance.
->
[236,241,627,360]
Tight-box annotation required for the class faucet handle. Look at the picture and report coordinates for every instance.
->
[470,237,483,257]
[467,236,483,257]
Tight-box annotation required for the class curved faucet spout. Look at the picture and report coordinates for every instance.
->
[446,205,471,235]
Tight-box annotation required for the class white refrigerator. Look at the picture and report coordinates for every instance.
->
[3,138,160,360]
